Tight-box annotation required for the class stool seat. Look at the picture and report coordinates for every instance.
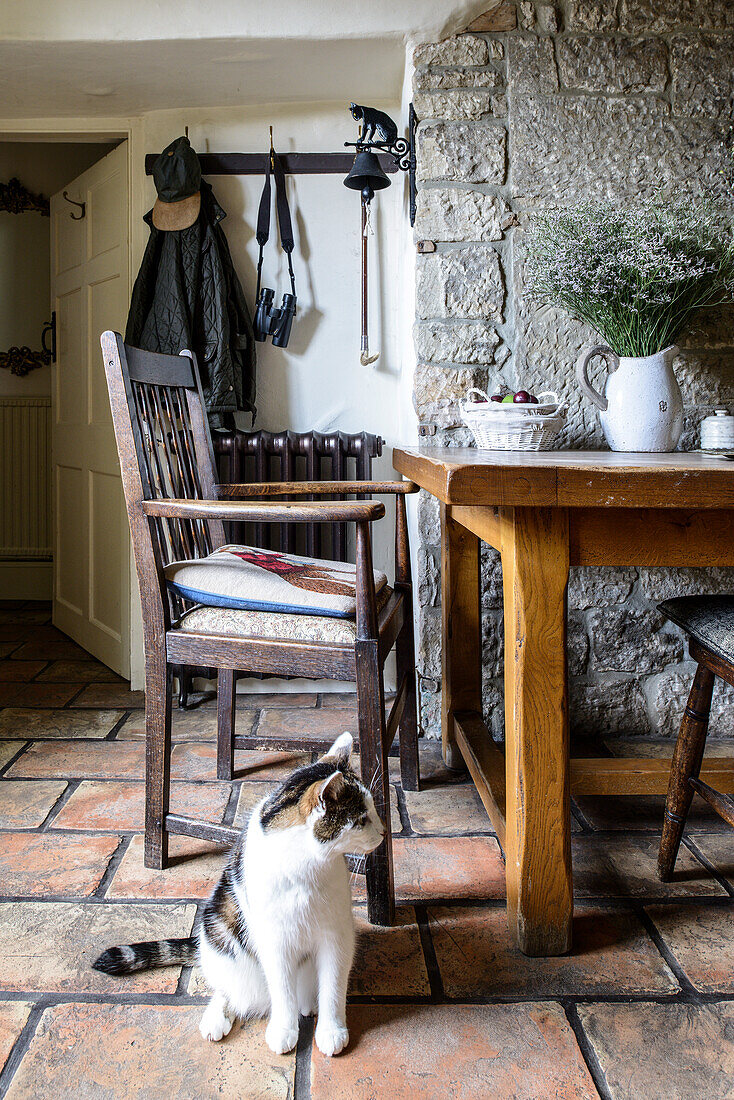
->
[658,595,734,667]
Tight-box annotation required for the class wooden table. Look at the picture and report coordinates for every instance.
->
[393,447,734,957]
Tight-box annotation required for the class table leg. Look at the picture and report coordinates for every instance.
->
[502,506,573,956]
[440,504,481,771]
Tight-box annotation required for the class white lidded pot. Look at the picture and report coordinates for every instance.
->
[700,409,734,452]
[576,344,684,452]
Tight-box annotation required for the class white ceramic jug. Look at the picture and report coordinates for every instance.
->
[576,344,684,452]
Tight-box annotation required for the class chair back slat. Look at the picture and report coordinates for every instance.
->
[131,381,182,566]
[158,386,209,559]
[100,332,225,640]
[135,381,193,562]
[125,344,197,388]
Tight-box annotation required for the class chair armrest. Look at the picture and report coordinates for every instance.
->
[140,497,385,523]
[215,480,418,498]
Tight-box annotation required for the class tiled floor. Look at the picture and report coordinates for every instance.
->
[0,603,732,1098]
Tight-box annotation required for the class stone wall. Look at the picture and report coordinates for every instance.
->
[412,0,734,742]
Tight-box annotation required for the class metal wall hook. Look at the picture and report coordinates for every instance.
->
[62,191,86,220]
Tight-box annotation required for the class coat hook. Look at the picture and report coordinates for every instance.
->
[269,125,275,169]
[62,191,86,220]
[185,125,189,139]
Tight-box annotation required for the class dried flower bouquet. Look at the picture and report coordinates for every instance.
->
[526,198,734,358]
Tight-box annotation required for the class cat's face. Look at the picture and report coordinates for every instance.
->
[260,733,385,856]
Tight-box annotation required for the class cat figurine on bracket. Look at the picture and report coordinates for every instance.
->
[349,104,398,146]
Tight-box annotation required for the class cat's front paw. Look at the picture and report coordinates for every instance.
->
[199,1006,233,1043]
[315,1022,349,1057]
[265,1020,299,1055]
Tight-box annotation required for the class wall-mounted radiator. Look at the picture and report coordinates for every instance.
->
[213,429,384,561]
[0,397,52,562]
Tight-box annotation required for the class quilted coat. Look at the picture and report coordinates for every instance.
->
[125,181,256,428]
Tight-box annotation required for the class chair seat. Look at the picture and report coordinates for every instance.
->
[659,595,734,666]
[176,586,393,645]
[165,543,388,618]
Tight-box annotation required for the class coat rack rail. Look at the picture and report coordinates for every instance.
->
[144,152,398,176]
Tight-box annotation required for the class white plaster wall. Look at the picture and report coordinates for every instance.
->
[139,102,410,582]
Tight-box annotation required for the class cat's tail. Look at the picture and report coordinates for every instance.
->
[92,937,197,975]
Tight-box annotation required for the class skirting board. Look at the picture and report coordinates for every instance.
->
[0,561,52,601]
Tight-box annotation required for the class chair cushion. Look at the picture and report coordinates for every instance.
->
[658,595,734,666]
[165,544,388,618]
[177,587,392,644]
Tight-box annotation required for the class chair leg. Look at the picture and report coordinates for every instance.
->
[356,639,395,927]
[658,663,715,881]
[217,669,236,781]
[177,666,191,709]
[395,607,420,792]
[144,657,173,870]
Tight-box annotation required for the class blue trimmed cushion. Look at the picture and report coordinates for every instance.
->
[658,595,734,666]
[165,544,388,619]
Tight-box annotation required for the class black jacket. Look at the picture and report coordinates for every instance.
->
[126,181,256,427]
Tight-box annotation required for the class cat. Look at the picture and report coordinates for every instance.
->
[349,104,398,146]
[93,732,384,1058]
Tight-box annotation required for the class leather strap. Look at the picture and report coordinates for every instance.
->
[256,146,296,300]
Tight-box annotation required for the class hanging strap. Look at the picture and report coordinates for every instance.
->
[255,146,296,300]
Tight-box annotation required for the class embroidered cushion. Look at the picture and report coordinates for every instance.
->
[176,587,392,645]
[165,544,388,619]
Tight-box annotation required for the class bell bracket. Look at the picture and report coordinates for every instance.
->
[344,103,418,226]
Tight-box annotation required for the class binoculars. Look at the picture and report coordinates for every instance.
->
[253,288,297,348]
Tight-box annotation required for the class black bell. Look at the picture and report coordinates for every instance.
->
[343,150,391,203]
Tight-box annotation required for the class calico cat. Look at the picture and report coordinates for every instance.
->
[93,733,384,1057]
[349,103,398,145]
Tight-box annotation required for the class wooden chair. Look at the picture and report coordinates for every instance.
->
[100,331,419,925]
[658,595,734,880]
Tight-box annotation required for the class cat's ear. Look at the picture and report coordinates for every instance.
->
[317,770,344,810]
[302,770,344,817]
[323,731,353,767]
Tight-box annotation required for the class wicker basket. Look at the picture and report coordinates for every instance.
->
[460,389,565,451]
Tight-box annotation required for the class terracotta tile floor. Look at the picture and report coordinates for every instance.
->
[0,604,732,1099]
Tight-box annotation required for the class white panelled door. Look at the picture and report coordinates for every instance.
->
[50,142,130,676]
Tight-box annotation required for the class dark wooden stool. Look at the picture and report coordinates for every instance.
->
[657,595,734,880]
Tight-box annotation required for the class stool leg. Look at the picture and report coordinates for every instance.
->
[396,622,420,792]
[658,663,715,881]
[177,666,191,709]
[217,669,236,781]
[394,493,420,791]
